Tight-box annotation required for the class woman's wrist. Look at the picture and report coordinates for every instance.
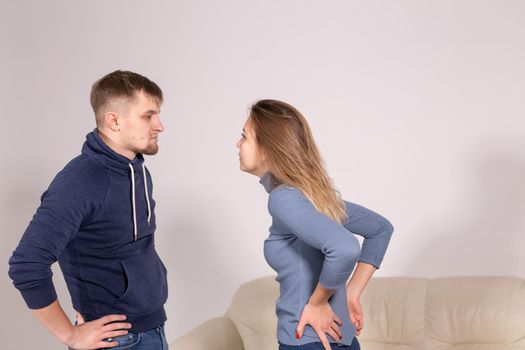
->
[346,286,361,301]
[308,295,329,306]
[308,281,333,306]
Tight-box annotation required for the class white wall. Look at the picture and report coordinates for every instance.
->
[1,1,524,349]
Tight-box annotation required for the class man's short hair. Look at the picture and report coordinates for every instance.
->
[90,70,163,121]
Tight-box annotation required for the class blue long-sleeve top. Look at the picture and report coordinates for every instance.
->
[260,172,393,346]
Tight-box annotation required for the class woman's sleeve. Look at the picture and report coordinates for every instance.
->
[342,201,394,269]
[268,187,361,289]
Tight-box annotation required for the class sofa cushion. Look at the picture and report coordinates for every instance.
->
[359,277,427,349]
[169,317,243,350]
[218,275,525,350]
[425,277,525,350]
[226,276,279,350]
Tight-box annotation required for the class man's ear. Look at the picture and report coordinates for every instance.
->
[104,111,120,132]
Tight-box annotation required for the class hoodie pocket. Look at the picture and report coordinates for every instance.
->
[116,248,168,315]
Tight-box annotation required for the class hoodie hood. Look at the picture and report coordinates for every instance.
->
[82,129,151,240]
[82,129,145,175]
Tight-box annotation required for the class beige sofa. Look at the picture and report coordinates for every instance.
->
[170,276,525,350]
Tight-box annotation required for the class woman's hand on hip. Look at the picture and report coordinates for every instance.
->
[296,300,342,350]
[347,296,363,336]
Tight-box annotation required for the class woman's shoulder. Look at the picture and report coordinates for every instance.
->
[269,184,302,198]
[268,185,309,213]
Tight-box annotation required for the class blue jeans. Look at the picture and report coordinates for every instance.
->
[69,325,168,350]
[279,336,360,350]
[106,325,168,350]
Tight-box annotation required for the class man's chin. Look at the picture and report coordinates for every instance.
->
[142,144,159,156]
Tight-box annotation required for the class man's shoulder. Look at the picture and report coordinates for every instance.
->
[53,154,109,189]
[64,153,106,173]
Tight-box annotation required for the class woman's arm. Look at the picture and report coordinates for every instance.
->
[269,188,360,350]
[345,262,376,335]
[342,201,393,335]
[343,201,394,270]
[269,188,361,290]
[297,282,342,350]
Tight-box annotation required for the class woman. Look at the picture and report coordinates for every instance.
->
[237,100,394,350]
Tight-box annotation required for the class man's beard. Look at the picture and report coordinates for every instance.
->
[134,143,159,155]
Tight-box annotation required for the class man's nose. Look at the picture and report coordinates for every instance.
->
[155,116,165,132]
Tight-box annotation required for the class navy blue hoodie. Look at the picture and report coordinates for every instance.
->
[8,130,168,333]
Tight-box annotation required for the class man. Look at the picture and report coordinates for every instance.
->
[8,70,168,349]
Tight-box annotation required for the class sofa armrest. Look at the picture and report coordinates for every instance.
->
[169,316,243,350]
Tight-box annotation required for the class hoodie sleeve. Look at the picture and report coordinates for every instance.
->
[342,201,394,269]
[8,166,95,309]
[268,187,361,290]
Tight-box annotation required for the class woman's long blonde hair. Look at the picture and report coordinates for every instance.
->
[250,99,347,224]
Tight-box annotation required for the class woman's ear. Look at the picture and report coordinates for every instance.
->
[260,148,268,162]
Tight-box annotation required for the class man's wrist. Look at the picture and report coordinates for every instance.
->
[59,323,76,346]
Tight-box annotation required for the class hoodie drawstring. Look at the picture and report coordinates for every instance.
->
[129,164,138,241]
[142,164,151,225]
[129,163,152,241]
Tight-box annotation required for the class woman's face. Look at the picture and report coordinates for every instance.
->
[237,117,268,177]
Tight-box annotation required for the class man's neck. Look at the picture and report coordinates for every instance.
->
[97,129,137,161]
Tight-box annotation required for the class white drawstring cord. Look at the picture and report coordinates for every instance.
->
[128,164,138,241]
[142,164,151,225]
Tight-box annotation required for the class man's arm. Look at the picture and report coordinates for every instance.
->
[33,300,130,349]
[8,167,129,348]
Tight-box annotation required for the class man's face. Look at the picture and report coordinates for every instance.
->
[118,91,164,156]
